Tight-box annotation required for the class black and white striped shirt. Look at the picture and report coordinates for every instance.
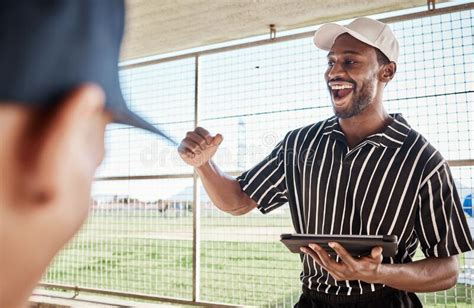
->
[237,114,473,295]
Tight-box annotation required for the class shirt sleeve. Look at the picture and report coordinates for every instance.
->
[415,161,474,257]
[236,138,288,214]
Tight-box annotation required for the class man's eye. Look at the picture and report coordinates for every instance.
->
[345,60,356,65]
[327,61,334,67]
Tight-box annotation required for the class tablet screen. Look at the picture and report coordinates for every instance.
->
[280,233,398,257]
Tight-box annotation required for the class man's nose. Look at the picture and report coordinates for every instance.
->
[327,62,344,80]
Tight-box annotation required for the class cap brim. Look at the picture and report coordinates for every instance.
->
[113,107,178,146]
[0,1,177,146]
[313,23,379,52]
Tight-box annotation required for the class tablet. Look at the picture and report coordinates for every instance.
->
[280,233,398,257]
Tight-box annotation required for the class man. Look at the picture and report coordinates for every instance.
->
[0,1,174,307]
[178,17,473,307]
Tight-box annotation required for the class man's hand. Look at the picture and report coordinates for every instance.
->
[178,127,223,167]
[301,242,383,283]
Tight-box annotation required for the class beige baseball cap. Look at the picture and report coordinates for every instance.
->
[313,17,399,63]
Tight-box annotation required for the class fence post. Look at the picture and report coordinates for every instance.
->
[192,54,201,302]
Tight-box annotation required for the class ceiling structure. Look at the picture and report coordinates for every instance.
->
[121,0,441,61]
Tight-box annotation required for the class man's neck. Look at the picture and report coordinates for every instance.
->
[338,104,392,149]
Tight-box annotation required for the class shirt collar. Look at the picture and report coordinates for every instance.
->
[323,114,411,148]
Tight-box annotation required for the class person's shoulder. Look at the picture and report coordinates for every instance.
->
[404,127,446,177]
[405,127,440,156]
[283,116,335,144]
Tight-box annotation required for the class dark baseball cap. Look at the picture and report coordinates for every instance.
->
[0,0,177,145]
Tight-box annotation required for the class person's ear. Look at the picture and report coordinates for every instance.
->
[18,84,109,206]
[379,62,397,83]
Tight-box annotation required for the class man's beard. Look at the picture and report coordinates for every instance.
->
[333,78,375,119]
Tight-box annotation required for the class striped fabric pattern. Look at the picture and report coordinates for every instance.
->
[237,114,473,295]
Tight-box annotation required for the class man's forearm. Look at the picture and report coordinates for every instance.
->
[376,256,459,292]
[196,160,256,215]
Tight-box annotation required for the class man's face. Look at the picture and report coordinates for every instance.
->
[0,85,110,308]
[324,34,381,118]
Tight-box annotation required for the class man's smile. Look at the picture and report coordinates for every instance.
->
[328,82,354,104]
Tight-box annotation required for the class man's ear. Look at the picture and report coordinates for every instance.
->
[18,84,108,205]
[379,62,397,83]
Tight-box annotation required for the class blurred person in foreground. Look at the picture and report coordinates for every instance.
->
[178,17,473,307]
[0,1,174,307]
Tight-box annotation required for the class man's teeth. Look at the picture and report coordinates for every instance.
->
[331,85,353,90]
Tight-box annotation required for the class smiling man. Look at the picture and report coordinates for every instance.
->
[178,17,473,307]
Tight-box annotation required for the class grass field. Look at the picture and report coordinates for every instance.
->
[43,210,473,307]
